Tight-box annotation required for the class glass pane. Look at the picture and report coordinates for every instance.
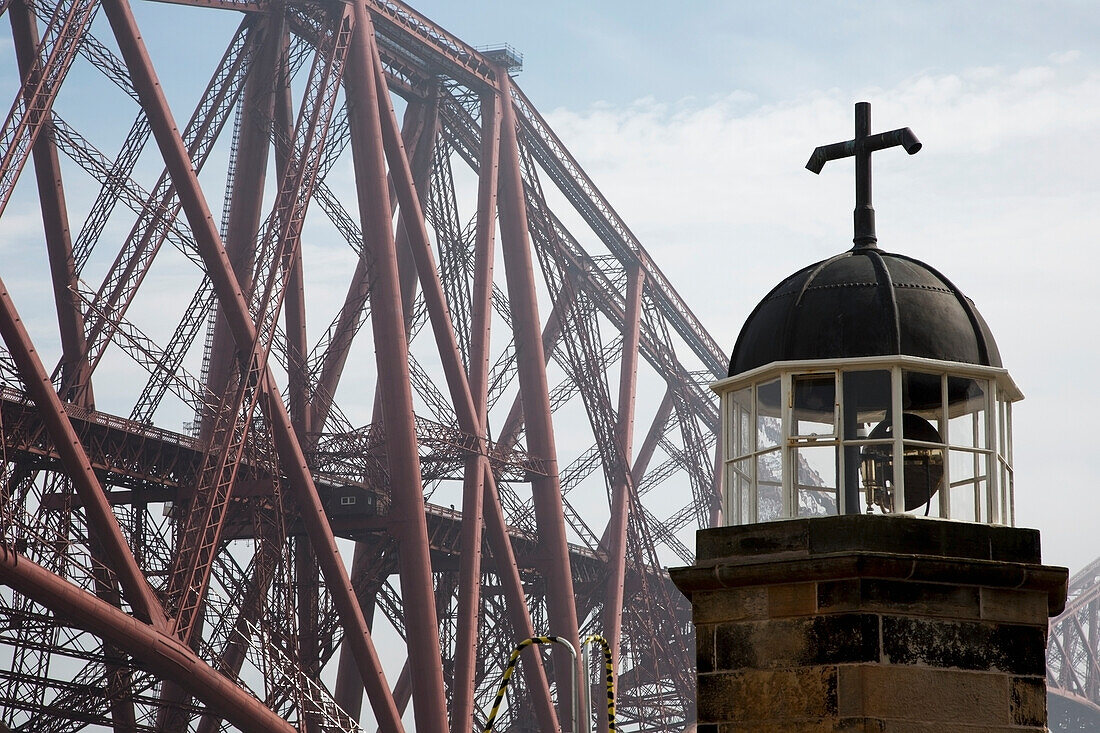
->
[794,445,838,517]
[756,450,782,521]
[725,457,752,525]
[901,443,945,516]
[842,370,891,440]
[948,377,988,449]
[902,372,946,429]
[949,449,978,522]
[902,371,945,442]
[732,387,752,457]
[756,380,781,450]
[792,374,836,438]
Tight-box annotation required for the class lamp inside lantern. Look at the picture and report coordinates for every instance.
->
[859,413,945,513]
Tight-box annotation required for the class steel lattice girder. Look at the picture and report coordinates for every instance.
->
[0,0,717,730]
[1048,557,1100,730]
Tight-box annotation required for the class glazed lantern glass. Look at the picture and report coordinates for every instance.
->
[715,356,1020,526]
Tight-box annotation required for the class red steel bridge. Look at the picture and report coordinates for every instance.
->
[0,0,721,730]
[1048,558,1100,730]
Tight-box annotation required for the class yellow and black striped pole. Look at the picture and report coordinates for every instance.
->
[482,635,578,733]
[582,635,617,732]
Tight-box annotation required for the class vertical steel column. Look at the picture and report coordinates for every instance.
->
[631,389,674,486]
[160,17,283,729]
[10,6,132,725]
[478,470,562,730]
[200,11,282,439]
[496,69,581,727]
[278,34,311,445]
[275,43,321,729]
[390,90,437,333]
[600,263,643,718]
[329,98,436,721]
[371,51,560,731]
[343,7,448,730]
[450,89,499,733]
[98,1,404,727]
[309,96,431,433]
[494,286,574,451]
[8,0,91,405]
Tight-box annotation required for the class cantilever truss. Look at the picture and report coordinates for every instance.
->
[0,0,723,729]
[1048,557,1100,730]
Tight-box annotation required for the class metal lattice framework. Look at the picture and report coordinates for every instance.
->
[0,0,722,730]
[1048,557,1100,731]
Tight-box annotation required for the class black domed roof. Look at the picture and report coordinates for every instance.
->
[728,246,1001,377]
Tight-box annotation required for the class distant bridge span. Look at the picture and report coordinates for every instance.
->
[1048,556,1100,730]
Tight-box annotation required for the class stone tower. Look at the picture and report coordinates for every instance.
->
[671,103,1068,731]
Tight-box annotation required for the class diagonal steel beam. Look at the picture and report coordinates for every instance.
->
[0,279,166,629]
[98,0,404,726]
[0,548,294,733]
[342,8,447,728]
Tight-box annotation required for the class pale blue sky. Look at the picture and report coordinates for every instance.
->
[412,1,1100,107]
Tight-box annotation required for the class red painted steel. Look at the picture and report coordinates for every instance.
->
[602,263,644,712]
[0,0,720,729]
[0,548,296,733]
[202,13,281,439]
[99,0,405,728]
[1049,557,1100,727]
[496,68,582,729]
[7,0,91,405]
[0,279,166,629]
[450,89,499,733]
[344,8,447,730]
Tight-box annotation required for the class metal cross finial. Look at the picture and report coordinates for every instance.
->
[806,102,922,249]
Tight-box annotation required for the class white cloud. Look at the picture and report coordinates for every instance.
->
[545,62,1100,571]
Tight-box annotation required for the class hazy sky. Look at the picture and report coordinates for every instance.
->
[2,1,1098,578]
[402,1,1100,572]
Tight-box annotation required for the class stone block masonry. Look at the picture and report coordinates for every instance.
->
[670,515,1068,732]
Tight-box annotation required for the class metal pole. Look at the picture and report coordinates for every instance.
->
[496,69,581,727]
[450,89,500,733]
[600,263,643,731]
[344,7,448,729]
[581,642,592,733]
